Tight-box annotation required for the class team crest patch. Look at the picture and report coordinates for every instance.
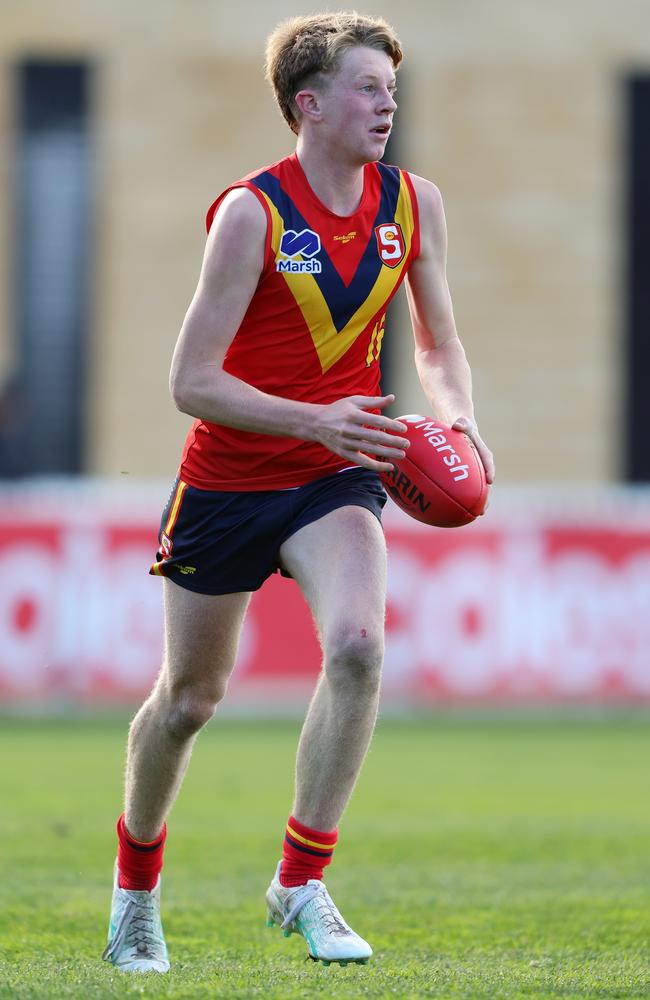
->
[375,223,405,268]
[277,228,322,273]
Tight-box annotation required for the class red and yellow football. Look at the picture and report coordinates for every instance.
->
[380,415,489,528]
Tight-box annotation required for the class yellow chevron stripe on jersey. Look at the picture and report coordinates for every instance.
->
[257,189,284,259]
[267,172,415,374]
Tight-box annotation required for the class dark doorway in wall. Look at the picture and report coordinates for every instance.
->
[3,60,92,477]
[626,76,650,481]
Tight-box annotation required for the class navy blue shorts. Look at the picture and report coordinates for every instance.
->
[150,468,387,595]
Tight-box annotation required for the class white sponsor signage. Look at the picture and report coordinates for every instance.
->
[0,485,649,704]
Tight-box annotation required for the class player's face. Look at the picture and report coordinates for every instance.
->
[319,46,397,164]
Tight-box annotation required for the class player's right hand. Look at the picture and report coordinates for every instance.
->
[313,394,410,473]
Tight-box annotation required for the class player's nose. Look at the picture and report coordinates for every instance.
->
[381,89,397,113]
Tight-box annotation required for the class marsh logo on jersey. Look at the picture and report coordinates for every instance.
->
[375,223,405,268]
[277,228,322,273]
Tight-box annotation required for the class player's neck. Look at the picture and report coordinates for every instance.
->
[295,141,366,217]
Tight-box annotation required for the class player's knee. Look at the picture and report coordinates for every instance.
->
[162,688,222,740]
[325,626,383,690]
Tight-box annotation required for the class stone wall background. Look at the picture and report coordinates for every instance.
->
[1,0,649,481]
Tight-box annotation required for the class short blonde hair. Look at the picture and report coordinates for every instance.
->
[265,11,403,134]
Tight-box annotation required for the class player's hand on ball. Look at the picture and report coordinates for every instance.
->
[452,416,495,484]
[314,393,410,473]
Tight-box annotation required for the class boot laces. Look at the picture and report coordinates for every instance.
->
[102,892,158,961]
[281,882,350,936]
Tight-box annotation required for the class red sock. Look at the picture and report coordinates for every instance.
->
[116,813,166,891]
[280,814,338,887]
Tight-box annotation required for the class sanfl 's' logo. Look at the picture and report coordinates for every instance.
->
[375,223,405,268]
[277,228,322,274]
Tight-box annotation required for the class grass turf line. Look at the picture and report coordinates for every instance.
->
[0,716,648,998]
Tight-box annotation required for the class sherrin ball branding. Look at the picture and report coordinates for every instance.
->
[380,415,489,528]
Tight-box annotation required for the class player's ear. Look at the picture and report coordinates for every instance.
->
[294,89,322,124]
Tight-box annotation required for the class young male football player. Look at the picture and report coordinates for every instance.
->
[103,11,494,973]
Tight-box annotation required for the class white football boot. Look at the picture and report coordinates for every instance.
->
[102,865,170,973]
[265,861,372,966]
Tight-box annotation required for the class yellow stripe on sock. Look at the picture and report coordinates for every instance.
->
[286,824,334,851]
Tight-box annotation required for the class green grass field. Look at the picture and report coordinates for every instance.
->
[0,714,648,999]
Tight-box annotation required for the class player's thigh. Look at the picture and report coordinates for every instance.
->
[161,578,251,701]
[278,505,387,662]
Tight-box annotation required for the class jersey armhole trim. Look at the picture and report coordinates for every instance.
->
[402,170,421,262]
[205,182,273,272]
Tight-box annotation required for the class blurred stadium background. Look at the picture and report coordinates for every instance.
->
[2,5,650,997]
[1,0,650,710]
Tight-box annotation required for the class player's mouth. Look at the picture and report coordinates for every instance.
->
[371,124,391,137]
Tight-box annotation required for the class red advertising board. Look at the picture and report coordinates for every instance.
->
[1,484,649,705]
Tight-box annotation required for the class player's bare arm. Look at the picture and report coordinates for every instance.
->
[406,175,495,483]
[170,187,409,473]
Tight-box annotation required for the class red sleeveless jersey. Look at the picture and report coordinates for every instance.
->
[179,153,420,490]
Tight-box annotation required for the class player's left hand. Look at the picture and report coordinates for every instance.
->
[452,417,495,484]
